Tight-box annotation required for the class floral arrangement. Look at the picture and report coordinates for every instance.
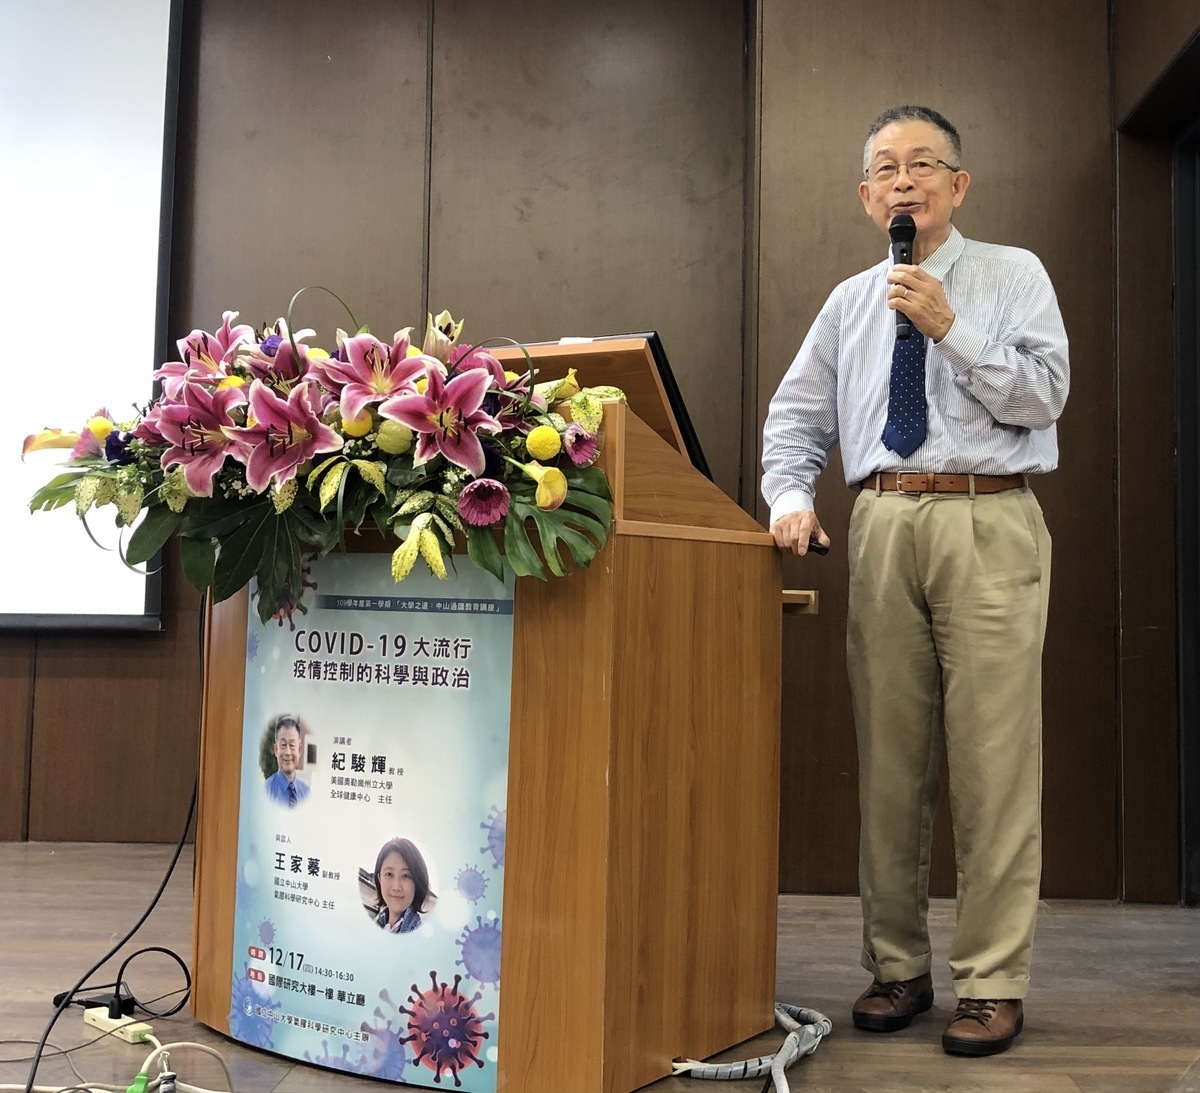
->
[23,294,623,623]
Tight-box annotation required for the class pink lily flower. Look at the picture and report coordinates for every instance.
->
[156,311,254,398]
[158,384,249,497]
[314,332,431,421]
[133,403,167,447]
[223,379,343,492]
[241,337,310,394]
[379,366,500,476]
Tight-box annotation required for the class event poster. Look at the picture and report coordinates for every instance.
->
[227,552,514,1092]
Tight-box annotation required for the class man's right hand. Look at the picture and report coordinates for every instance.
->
[769,510,831,556]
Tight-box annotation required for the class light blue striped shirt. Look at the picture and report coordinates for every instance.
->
[761,226,1069,522]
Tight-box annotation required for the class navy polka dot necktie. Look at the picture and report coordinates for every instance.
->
[881,328,928,458]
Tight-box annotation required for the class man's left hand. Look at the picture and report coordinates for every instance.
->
[887,265,955,342]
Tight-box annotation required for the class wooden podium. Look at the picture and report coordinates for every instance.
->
[192,338,783,1093]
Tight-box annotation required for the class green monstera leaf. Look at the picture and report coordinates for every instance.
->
[501,466,613,579]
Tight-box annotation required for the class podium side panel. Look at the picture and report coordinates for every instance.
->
[497,554,618,1093]
[603,535,781,1092]
[618,410,767,534]
[192,590,249,1031]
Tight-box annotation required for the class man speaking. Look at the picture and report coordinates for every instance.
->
[762,105,1069,1056]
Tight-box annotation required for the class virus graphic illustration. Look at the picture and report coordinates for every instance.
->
[256,918,276,948]
[304,1039,355,1072]
[456,915,502,988]
[227,963,279,1049]
[246,630,260,662]
[479,806,506,870]
[235,860,255,912]
[355,987,409,1081]
[252,556,317,630]
[454,863,488,904]
[399,971,495,1087]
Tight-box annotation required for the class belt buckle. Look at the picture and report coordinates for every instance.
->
[896,473,931,494]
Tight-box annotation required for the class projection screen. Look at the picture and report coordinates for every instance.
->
[0,0,180,630]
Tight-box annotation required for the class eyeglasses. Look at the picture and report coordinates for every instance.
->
[866,158,960,183]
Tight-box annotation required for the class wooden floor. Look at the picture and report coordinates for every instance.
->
[0,843,1196,1093]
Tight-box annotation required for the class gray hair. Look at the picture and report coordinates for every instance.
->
[862,105,962,174]
[272,714,302,741]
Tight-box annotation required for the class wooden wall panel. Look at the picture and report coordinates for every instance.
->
[1113,0,1200,124]
[0,638,34,839]
[759,0,1116,896]
[27,546,203,841]
[172,0,430,339]
[426,0,747,499]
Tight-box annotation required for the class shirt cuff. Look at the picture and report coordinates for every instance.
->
[933,314,988,376]
[769,489,815,526]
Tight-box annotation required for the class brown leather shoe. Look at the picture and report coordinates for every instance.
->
[851,973,934,1032]
[942,998,1024,1055]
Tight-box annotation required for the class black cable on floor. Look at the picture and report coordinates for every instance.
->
[21,774,198,1093]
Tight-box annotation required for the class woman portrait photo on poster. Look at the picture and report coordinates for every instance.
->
[370,837,436,934]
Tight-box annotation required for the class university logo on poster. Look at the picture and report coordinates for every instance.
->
[227,553,514,1092]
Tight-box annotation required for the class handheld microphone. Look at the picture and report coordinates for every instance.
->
[888,214,917,339]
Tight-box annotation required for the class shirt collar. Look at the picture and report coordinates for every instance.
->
[919,225,964,280]
[880,224,964,279]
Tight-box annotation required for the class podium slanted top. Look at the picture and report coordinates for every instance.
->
[497,335,772,546]
[493,335,700,472]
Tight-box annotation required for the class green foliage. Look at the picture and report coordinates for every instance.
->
[28,472,86,513]
[500,466,613,580]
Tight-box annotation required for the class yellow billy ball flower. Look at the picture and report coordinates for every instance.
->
[503,370,521,383]
[376,420,414,455]
[86,416,115,442]
[307,347,330,359]
[415,377,428,394]
[341,410,373,437]
[217,374,247,389]
[525,424,562,460]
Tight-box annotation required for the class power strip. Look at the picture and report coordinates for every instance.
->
[82,1005,153,1044]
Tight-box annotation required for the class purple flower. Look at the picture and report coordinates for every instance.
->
[457,478,511,526]
[564,423,599,466]
[104,431,135,466]
[222,380,343,492]
[378,366,500,476]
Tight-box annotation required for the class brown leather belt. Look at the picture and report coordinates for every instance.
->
[861,472,1026,495]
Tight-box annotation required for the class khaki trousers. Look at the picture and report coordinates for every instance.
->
[846,485,1051,1000]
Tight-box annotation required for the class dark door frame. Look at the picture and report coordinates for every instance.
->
[1174,117,1200,907]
